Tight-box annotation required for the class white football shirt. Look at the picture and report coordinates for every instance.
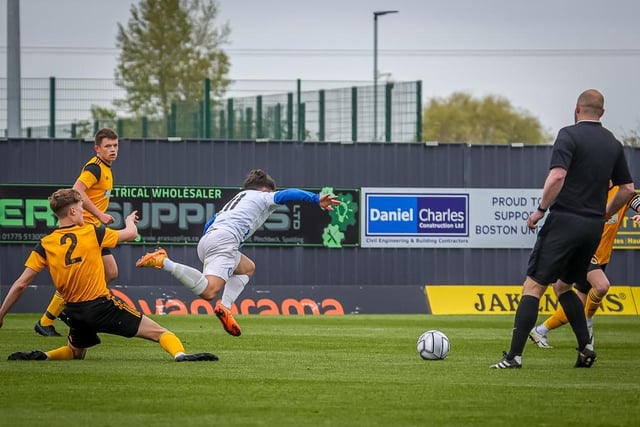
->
[210,190,278,242]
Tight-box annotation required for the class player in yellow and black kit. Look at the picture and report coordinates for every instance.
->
[529,185,640,349]
[0,188,216,362]
[34,128,120,336]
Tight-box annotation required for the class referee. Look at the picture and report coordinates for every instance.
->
[491,89,635,369]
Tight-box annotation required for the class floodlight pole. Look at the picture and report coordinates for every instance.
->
[373,10,397,142]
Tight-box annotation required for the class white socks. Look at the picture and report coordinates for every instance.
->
[160,258,250,303]
[535,324,549,335]
[163,259,208,296]
[221,274,249,308]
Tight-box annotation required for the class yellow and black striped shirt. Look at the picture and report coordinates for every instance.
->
[76,156,113,226]
[593,187,640,265]
[25,224,119,303]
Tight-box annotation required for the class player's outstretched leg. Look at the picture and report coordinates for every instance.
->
[136,247,168,269]
[34,320,62,337]
[214,301,241,336]
[175,353,219,362]
[8,350,48,361]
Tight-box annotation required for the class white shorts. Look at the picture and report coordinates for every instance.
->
[196,228,241,282]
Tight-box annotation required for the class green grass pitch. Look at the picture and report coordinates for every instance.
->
[1,314,638,426]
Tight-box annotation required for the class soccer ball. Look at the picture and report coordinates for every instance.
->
[417,330,450,360]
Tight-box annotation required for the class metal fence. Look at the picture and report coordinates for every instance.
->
[0,78,422,142]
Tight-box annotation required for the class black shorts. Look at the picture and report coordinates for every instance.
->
[527,211,604,286]
[63,294,142,349]
[575,263,608,294]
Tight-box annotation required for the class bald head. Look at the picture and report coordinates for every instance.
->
[575,89,605,120]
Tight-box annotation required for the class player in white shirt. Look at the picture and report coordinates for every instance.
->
[135,169,340,336]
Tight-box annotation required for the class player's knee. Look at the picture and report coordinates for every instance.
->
[593,281,610,297]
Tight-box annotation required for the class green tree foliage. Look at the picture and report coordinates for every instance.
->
[115,0,230,118]
[422,92,551,144]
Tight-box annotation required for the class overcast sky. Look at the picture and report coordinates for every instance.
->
[1,0,639,137]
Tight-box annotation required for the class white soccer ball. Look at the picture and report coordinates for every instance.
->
[417,330,450,360]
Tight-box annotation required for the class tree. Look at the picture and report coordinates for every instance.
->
[422,92,551,144]
[115,0,230,118]
[621,127,640,147]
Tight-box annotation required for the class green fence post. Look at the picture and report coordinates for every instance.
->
[351,86,358,142]
[27,127,32,138]
[238,109,244,139]
[246,107,253,139]
[210,101,217,139]
[297,79,302,141]
[286,93,293,140]
[385,82,393,143]
[319,90,325,142]
[117,119,124,137]
[256,96,263,139]
[416,80,422,142]
[275,104,282,140]
[168,102,177,137]
[227,99,234,139]
[204,78,211,138]
[198,100,204,138]
[71,123,77,138]
[142,116,148,138]
[49,77,55,138]
[219,110,225,139]
[94,120,99,135]
[300,103,306,141]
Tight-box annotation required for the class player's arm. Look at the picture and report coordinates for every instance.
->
[274,189,341,211]
[626,193,640,212]
[527,167,566,229]
[117,210,139,242]
[72,179,114,225]
[626,193,640,224]
[606,183,635,218]
[0,267,38,328]
[538,167,566,211]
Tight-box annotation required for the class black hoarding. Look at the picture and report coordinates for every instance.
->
[0,184,359,247]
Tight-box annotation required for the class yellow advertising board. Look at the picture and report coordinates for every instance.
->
[424,285,639,315]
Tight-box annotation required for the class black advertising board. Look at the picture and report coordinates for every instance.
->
[0,184,359,247]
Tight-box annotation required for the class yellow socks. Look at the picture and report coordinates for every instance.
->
[39,292,66,326]
[585,289,603,319]
[159,332,186,357]
[46,346,74,360]
[544,305,568,331]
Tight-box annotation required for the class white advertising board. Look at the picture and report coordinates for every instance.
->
[361,188,546,248]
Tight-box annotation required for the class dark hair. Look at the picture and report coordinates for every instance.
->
[95,128,118,146]
[243,169,276,191]
[49,188,83,217]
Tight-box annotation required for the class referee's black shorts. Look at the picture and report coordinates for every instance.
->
[527,211,604,287]
[63,294,143,349]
